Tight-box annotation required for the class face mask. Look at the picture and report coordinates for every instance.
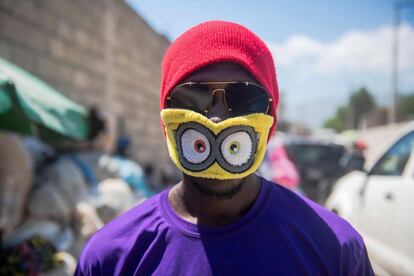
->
[161,109,274,180]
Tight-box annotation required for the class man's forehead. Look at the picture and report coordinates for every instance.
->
[182,62,258,83]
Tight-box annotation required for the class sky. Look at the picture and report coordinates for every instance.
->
[127,0,414,128]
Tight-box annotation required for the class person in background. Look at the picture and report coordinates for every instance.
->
[75,21,374,275]
[263,135,301,192]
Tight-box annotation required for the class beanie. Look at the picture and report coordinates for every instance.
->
[160,20,279,138]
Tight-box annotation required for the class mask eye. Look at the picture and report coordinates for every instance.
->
[215,126,257,173]
[181,129,211,164]
[220,131,253,167]
[175,122,216,172]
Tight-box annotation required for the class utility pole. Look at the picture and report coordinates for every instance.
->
[389,2,400,124]
[389,1,414,124]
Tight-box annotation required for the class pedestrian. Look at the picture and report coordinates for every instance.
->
[75,21,374,275]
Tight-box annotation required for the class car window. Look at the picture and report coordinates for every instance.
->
[286,145,344,165]
[370,131,414,176]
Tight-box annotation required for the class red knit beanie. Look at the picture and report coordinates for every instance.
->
[160,20,279,138]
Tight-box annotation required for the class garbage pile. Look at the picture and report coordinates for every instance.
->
[0,130,157,275]
[0,57,176,275]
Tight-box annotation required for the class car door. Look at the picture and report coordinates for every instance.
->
[390,133,414,275]
[354,130,414,273]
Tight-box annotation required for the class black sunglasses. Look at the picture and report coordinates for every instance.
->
[166,81,272,117]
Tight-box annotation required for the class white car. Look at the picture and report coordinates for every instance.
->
[326,122,414,276]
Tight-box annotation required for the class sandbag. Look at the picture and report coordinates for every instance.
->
[0,131,33,240]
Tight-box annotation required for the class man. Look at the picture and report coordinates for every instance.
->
[75,21,373,275]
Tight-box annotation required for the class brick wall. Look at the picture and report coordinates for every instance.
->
[0,0,172,172]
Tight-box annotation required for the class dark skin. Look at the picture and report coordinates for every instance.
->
[167,62,264,227]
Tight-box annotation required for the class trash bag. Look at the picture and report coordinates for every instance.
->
[43,158,89,206]
[28,158,89,222]
[23,137,54,164]
[43,251,77,276]
[96,179,138,224]
[28,182,73,223]
[0,131,33,241]
[4,218,74,252]
[99,154,154,197]
[70,201,104,257]
[0,235,67,275]
[74,201,103,240]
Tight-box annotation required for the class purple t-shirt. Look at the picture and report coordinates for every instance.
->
[75,177,373,275]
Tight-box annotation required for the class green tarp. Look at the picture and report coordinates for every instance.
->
[0,57,90,142]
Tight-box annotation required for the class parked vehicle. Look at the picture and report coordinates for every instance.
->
[284,139,346,203]
[326,122,414,275]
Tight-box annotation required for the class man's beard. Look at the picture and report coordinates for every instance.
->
[190,178,245,199]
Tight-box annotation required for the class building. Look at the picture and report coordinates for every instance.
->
[0,0,171,173]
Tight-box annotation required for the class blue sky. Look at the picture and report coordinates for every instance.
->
[127,0,414,128]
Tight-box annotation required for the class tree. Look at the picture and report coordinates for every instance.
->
[349,88,376,128]
[324,106,350,132]
[324,87,376,131]
[324,117,343,132]
[398,94,414,120]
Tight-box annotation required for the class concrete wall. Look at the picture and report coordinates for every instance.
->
[0,0,171,171]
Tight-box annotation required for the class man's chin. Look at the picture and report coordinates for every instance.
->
[185,175,245,200]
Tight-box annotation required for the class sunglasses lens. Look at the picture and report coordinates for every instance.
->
[225,83,270,116]
[169,84,212,114]
[169,82,270,116]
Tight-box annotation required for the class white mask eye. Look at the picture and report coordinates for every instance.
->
[181,128,211,164]
[176,122,216,172]
[220,131,253,167]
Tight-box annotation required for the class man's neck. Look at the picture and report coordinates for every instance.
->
[168,174,261,227]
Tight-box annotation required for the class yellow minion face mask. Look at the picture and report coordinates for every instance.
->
[161,109,274,180]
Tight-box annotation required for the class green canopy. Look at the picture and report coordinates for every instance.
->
[0,57,90,142]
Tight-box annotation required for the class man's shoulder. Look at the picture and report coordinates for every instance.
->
[75,191,169,275]
[97,191,164,237]
[262,179,372,275]
[264,179,365,252]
